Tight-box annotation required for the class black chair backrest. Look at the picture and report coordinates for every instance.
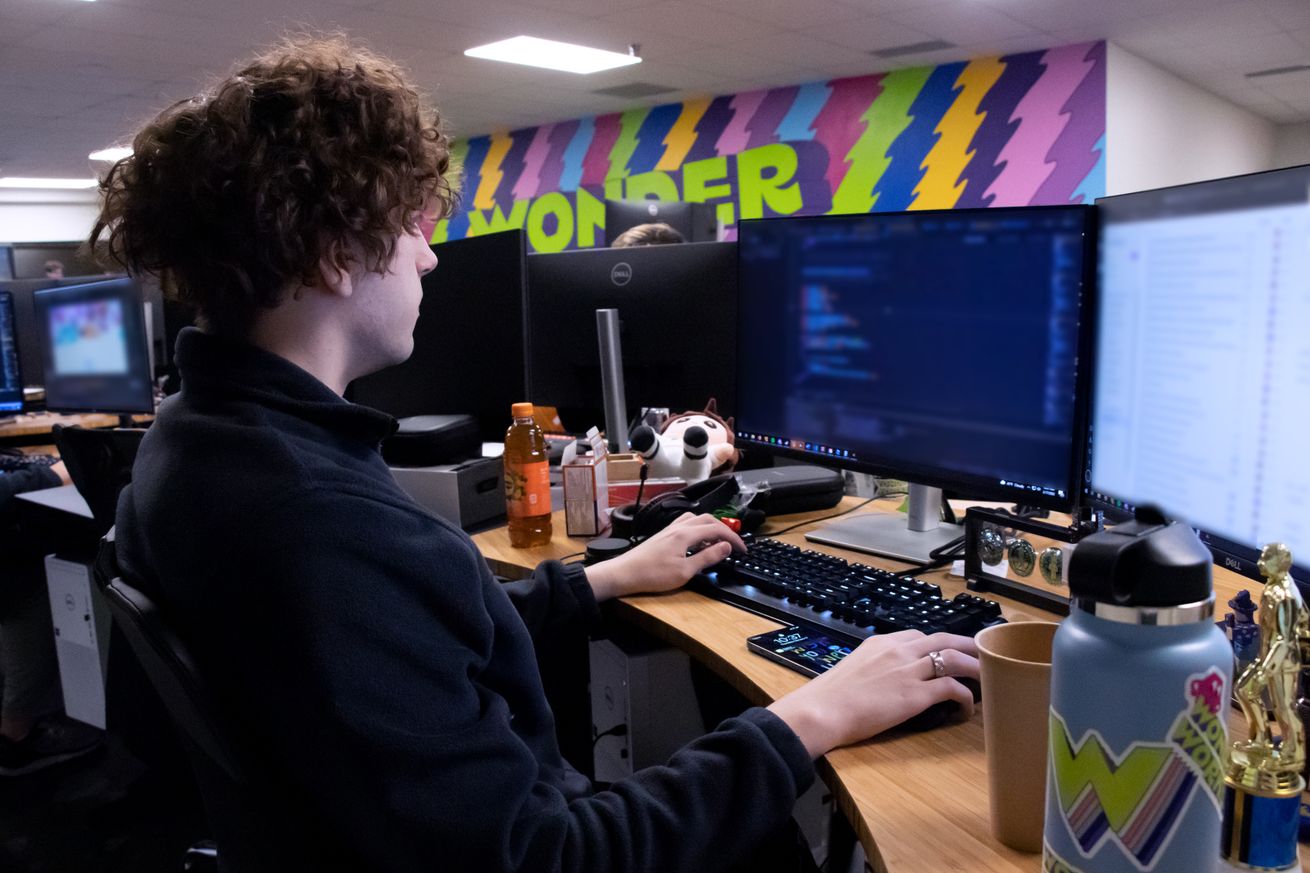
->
[93,533,295,873]
[94,533,245,784]
[52,425,145,534]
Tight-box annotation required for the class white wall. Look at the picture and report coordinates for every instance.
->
[1106,44,1276,195]
[1273,122,1310,169]
[0,189,100,243]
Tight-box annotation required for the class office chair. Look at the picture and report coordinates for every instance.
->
[49,424,145,534]
[93,532,338,873]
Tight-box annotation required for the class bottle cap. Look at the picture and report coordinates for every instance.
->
[511,402,534,418]
[1068,506,1213,607]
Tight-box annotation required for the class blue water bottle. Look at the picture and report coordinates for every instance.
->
[1043,507,1233,873]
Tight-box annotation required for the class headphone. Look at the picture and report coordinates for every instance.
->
[611,474,766,542]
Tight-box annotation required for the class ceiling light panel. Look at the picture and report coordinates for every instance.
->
[464,36,641,74]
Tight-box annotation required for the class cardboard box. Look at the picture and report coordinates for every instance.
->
[563,429,610,537]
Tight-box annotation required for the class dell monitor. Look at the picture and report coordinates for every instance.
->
[0,291,23,413]
[349,229,529,442]
[34,278,154,415]
[1089,164,1310,583]
[735,206,1096,563]
[525,241,738,435]
[604,199,718,246]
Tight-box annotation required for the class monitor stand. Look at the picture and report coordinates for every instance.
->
[804,483,963,565]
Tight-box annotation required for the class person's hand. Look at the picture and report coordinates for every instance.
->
[584,512,746,601]
[49,460,72,486]
[767,631,980,758]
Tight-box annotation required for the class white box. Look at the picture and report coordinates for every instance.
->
[45,556,112,729]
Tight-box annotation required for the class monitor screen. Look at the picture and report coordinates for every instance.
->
[525,241,738,434]
[348,229,529,441]
[604,199,718,246]
[1090,164,1310,580]
[735,206,1095,512]
[34,278,154,415]
[0,291,22,413]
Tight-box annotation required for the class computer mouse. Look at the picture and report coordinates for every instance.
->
[897,676,983,732]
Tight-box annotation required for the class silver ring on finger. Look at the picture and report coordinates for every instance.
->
[928,650,946,679]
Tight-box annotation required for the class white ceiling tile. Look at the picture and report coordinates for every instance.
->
[608,1,782,46]
[1255,69,1310,99]
[665,44,816,80]
[1142,3,1284,46]
[1260,0,1310,30]
[883,1,1041,45]
[730,31,883,70]
[799,15,935,53]
[706,0,869,30]
[1287,28,1310,50]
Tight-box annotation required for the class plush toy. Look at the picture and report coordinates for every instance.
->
[629,399,738,484]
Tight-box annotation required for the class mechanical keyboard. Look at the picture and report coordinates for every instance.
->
[0,452,59,473]
[692,537,1006,644]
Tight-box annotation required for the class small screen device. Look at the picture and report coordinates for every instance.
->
[746,622,859,678]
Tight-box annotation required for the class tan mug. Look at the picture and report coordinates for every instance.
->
[975,620,1059,853]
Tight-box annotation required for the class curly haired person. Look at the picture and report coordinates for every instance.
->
[94,35,979,873]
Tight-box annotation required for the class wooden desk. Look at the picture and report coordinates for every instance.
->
[474,497,1282,873]
[0,411,126,440]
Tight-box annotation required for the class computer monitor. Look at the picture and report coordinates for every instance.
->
[735,206,1096,563]
[34,277,154,415]
[525,241,738,435]
[0,291,23,413]
[1089,164,1310,583]
[348,229,529,442]
[604,199,718,246]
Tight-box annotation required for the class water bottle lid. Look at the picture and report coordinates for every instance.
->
[1068,505,1213,608]
[512,402,534,418]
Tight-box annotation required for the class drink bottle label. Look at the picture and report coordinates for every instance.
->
[505,460,550,518]
[1045,669,1227,871]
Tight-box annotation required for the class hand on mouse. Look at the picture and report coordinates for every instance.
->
[766,630,980,758]
[584,512,746,601]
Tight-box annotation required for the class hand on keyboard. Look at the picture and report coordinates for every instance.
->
[583,512,747,602]
[768,629,980,758]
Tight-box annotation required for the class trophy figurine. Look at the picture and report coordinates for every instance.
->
[1223,543,1309,871]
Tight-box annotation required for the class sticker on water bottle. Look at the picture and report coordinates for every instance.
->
[1046,669,1228,872]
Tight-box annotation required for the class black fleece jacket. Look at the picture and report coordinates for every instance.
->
[115,328,813,873]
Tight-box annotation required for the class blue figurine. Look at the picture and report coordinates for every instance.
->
[1223,589,1261,675]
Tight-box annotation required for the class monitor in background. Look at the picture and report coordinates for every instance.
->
[34,278,154,415]
[1090,164,1310,583]
[0,291,23,413]
[735,206,1096,563]
[525,241,738,435]
[348,229,529,442]
[604,199,718,246]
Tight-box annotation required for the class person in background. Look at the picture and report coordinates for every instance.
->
[43,260,64,280]
[0,459,103,775]
[92,35,979,873]
[611,221,686,247]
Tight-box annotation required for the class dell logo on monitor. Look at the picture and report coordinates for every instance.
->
[610,263,632,286]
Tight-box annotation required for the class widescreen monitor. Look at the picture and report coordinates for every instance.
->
[0,291,22,413]
[1089,164,1310,583]
[525,241,737,435]
[604,199,719,246]
[735,206,1096,563]
[349,229,529,441]
[34,278,154,415]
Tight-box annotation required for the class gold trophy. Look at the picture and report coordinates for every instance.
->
[1223,543,1308,871]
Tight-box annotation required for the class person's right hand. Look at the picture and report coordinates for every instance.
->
[766,630,980,758]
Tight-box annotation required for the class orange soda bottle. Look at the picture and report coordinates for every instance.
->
[504,402,553,548]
